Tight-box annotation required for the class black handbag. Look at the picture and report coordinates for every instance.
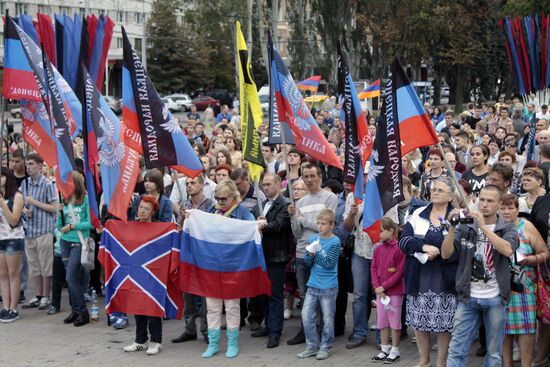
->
[510,251,525,293]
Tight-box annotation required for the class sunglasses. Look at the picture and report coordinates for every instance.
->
[214,196,229,202]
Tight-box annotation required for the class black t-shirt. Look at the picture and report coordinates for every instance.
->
[461,169,487,198]
[15,174,29,189]
[465,116,481,130]
[133,180,146,196]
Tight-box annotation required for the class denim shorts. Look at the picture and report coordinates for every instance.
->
[0,239,25,255]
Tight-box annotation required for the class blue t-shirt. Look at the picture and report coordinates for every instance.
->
[304,234,341,289]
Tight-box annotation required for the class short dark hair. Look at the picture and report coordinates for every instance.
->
[456,131,471,142]
[489,163,514,183]
[229,167,249,181]
[26,153,44,165]
[501,193,519,208]
[301,163,321,176]
[540,143,550,159]
[11,149,25,159]
[262,142,275,152]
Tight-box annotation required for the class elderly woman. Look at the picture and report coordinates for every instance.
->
[399,176,458,367]
[500,194,548,367]
[201,180,254,359]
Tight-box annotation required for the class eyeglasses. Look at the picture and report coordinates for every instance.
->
[430,187,450,194]
[504,142,516,147]
[214,196,229,202]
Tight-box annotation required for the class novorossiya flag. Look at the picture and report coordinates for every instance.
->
[121,26,202,178]
[236,20,265,182]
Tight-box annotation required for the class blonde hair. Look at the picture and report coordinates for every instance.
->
[317,208,335,224]
[215,179,240,201]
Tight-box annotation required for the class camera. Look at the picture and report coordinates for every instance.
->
[449,214,474,226]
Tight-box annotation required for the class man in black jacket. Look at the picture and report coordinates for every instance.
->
[252,173,292,348]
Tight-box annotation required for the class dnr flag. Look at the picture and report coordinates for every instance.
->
[82,66,140,222]
[121,26,202,178]
[337,42,373,202]
[362,67,404,243]
[392,58,438,155]
[268,34,342,170]
[236,21,265,181]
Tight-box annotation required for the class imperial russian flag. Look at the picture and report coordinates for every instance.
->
[358,79,381,99]
[337,42,373,202]
[177,210,272,300]
[362,60,404,243]
[121,26,202,177]
[268,34,342,170]
[392,58,438,156]
[99,221,183,319]
[297,75,322,93]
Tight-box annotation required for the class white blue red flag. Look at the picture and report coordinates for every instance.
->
[99,221,183,319]
[177,210,272,299]
[268,34,343,170]
[121,26,202,178]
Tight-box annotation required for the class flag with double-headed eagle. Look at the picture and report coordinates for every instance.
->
[268,34,342,170]
[99,220,183,319]
[121,26,202,178]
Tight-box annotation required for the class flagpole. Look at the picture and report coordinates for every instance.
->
[253,176,263,214]
[436,143,469,211]
[280,123,294,204]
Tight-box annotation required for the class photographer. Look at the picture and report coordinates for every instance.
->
[442,185,518,367]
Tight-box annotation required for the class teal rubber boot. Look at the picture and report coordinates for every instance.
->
[201,328,221,358]
[225,328,239,358]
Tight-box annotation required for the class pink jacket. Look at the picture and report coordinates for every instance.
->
[371,239,406,296]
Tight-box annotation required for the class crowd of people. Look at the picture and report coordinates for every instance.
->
[1,94,550,365]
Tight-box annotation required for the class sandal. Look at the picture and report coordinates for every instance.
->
[372,351,388,363]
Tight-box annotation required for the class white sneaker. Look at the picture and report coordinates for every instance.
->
[284,309,292,320]
[123,342,148,352]
[146,342,162,355]
[370,323,378,331]
[38,297,51,310]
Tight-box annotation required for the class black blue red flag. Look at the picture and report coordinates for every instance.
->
[337,41,373,202]
[121,26,202,177]
[268,34,342,169]
[362,58,405,243]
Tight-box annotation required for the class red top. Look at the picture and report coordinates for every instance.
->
[371,239,406,296]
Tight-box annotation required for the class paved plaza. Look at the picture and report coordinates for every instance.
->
[0,289,490,367]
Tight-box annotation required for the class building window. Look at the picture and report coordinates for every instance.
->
[15,3,28,16]
[117,11,125,23]
[37,5,49,14]
[117,37,123,48]
[59,6,70,15]
[79,7,86,17]
[135,12,144,24]
[135,38,142,52]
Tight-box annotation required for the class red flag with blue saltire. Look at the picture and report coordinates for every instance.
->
[362,58,405,243]
[297,75,322,93]
[99,221,183,319]
[336,42,373,203]
[392,58,439,156]
[121,26,203,177]
[81,65,140,222]
[42,48,76,199]
[177,210,271,299]
[358,79,381,99]
[268,34,343,170]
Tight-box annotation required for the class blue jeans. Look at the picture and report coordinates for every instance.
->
[61,239,86,313]
[302,287,337,351]
[447,296,507,367]
[351,254,372,340]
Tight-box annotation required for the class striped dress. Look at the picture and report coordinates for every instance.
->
[506,219,537,335]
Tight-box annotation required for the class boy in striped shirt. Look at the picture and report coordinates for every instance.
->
[297,208,341,361]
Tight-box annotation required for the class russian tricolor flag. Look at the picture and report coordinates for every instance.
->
[358,79,381,99]
[297,75,322,93]
[177,210,272,300]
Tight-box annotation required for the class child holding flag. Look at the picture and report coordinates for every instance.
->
[297,208,340,360]
[370,217,406,363]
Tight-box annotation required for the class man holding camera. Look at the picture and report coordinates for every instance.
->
[442,185,518,367]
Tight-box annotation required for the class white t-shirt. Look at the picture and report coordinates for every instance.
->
[470,224,500,298]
